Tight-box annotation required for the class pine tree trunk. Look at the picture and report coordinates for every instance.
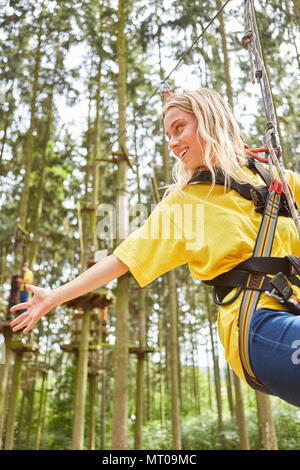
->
[29,83,54,266]
[25,372,36,448]
[216,0,233,107]
[112,0,129,450]
[292,0,300,26]
[0,327,12,437]
[158,313,166,427]
[112,277,129,449]
[88,373,97,450]
[168,270,182,450]
[255,391,278,450]
[92,40,103,250]
[134,288,146,450]
[4,351,23,449]
[160,135,182,449]
[18,13,43,231]
[206,342,213,409]
[72,310,91,450]
[100,342,107,450]
[233,373,249,450]
[34,371,46,450]
[205,286,224,439]
[225,364,235,419]
[16,388,26,449]
[217,11,250,446]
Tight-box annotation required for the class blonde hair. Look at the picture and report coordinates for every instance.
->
[162,88,252,196]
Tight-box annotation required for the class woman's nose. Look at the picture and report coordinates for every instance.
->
[169,136,178,150]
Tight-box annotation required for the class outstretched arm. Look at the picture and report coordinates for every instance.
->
[10,254,128,334]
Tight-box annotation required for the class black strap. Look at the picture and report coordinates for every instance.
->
[189,168,253,200]
[189,157,292,217]
[204,256,300,302]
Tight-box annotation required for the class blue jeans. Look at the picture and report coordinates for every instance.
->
[249,308,300,407]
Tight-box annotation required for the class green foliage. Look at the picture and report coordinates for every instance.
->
[273,403,300,450]
[181,413,239,450]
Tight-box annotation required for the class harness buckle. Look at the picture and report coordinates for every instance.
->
[265,272,300,315]
[265,287,286,304]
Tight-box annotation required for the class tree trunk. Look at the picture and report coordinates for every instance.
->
[160,75,182,446]
[206,341,213,409]
[233,373,250,450]
[29,77,55,266]
[134,288,146,450]
[18,13,43,232]
[88,373,97,450]
[112,277,129,449]
[216,0,233,107]
[72,310,91,450]
[4,351,23,449]
[112,0,129,450]
[205,286,224,440]
[225,364,235,419]
[255,391,278,450]
[292,0,300,26]
[217,10,250,446]
[34,371,46,450]
[100,336,107,449]
[158,312,166,427]
[0,327,12,437]
[168,270,182,450]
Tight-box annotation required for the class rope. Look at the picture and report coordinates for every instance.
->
[242,0,300,238]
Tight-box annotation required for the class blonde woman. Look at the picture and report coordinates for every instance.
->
[10,88,300,406]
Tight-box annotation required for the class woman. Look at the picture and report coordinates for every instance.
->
[10,88,300,406]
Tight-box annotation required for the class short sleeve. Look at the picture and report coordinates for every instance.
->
[113,192,205,287]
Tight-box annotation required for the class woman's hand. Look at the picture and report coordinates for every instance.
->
[9,255,128,334]
[10,285,55,334]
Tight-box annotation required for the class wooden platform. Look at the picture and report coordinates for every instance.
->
[60,341,113,353]
[10,340,39,354]
[65,289,115,311]
[0,320,12,333]
[129,346,158,357]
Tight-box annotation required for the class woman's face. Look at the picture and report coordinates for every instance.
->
[164,107,205,169]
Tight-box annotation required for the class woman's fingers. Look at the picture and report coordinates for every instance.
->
[10,302,31,313]
[11,315,31,333]
[10,310,31,326]
[23,319,36,334]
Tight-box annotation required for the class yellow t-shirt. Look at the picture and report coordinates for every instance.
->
[113,167,300,383]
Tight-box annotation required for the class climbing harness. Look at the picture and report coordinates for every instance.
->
[159,0,300,392]
[197,0,300,392]
[190,154,300,392]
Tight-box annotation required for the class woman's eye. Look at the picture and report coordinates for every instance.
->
[176,125,183,132]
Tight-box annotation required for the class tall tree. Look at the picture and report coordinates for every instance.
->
[112,0,130,450]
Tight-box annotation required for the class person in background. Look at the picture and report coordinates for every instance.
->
[18,263,34,314]
[5,274,21,321]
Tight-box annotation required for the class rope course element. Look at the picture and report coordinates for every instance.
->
[242,0,300,238]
